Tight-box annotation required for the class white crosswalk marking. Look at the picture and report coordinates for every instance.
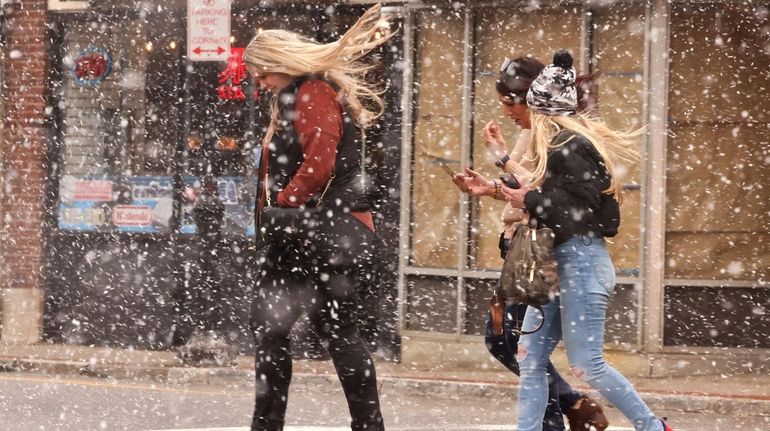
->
[153,426,636,431]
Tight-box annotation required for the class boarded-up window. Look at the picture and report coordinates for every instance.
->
[410,9,465,268]
[667,4,770,281]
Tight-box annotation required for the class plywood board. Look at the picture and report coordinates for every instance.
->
[666,123,770,232]
[665,232,770,280]
[669,5,770,123]
[410,11,466,268]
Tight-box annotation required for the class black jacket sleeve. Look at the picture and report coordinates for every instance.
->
[523,132,612,242]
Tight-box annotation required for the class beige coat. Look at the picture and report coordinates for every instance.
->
[501,129,534,238]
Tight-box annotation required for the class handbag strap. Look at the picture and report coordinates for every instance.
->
[514,305,545,335]
[315,174,335,206]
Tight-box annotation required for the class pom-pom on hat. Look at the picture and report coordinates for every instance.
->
[526,49,578,116]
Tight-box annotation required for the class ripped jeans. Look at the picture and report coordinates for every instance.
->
[516,236,661,431]
[485,303,581,431]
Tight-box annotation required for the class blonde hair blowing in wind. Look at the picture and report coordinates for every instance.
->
[527,112,643,200]
[244,4,394,146]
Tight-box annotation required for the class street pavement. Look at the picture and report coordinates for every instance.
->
[2,373,769,431]
[1,343,769,430]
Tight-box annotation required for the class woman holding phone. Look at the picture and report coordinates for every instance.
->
[465,50,674,431]
[456,56,608,431]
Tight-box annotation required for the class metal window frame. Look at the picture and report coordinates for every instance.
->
[641,0,670,354]
[662,345,770,355]
[454,8,475,335]
[396,10,415,333]
[660,1,769,293]
[664,279,769,289]
[397,0,769,349]
[397,4,477,335]
[398,1,657,340]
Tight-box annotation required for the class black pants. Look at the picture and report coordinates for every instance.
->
[249,215,383,431]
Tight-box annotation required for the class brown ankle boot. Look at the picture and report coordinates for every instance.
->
[565,395,609,431]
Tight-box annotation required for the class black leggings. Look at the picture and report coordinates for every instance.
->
[249,215,383,431]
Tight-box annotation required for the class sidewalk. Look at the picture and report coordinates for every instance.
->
[1,343,769,418]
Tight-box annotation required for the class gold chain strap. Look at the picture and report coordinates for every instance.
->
[316,174,335,207]
[264,173,271,207]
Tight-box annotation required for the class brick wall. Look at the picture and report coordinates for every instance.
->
[0,0,49,291]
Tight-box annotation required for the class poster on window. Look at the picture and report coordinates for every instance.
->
[58,176,113,231]
[180,176,257,236]
[116,176,174,233]
[57,175,173,233]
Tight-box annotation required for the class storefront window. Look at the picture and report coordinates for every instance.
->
[667,4,770,281]
[54,7,319,237]
[470,5,583,270]
[180,45,258,236]
[57,13,184,233]
[409,8,465,268]
[177,8,337,237]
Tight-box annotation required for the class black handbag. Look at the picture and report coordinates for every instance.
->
[499,220,559,334]
[260,175,334,245]
[261,206,327,244]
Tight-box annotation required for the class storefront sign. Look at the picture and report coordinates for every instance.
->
[112,205,153,227]
[58,203,109,231]
[72,47,112,87]
[73,179,113,201]
[119,177,173,233]
[58,175,173,233]
[187,0,231,62]
[218,47,248,100]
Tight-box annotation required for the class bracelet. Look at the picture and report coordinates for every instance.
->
[492,180,502,200]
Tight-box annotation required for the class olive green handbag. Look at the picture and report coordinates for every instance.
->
[499,221,559,333]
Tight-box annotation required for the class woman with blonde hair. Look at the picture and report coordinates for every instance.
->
[458,56,608,431]
[459,50,673,431]
[499,50,673,431]
[244,5,393,431]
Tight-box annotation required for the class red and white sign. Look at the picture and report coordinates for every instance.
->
[73,180,113,202]
[218,47,250,100]
[187,0,231,62]
[112,205,152,227]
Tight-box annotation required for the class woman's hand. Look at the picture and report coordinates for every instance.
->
[456,167,494,197]
[500,177,530,209]
[482,120,508,160]
[450,171,470,193]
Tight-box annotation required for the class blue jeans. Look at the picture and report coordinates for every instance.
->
[486,303,582,431]
[516,236,661,431]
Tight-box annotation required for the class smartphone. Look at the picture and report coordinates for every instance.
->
[440,162,470,193]
[499,173,521,189]
[439,161,456,178]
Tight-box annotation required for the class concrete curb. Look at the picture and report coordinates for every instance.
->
[2,357,770,418]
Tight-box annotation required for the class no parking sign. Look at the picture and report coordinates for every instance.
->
[187,0,231,62]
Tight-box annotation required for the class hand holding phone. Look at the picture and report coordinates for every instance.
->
[440,162,470,193]
[499,173,521,189]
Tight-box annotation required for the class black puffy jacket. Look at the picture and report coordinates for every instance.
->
[523,130,621,246]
